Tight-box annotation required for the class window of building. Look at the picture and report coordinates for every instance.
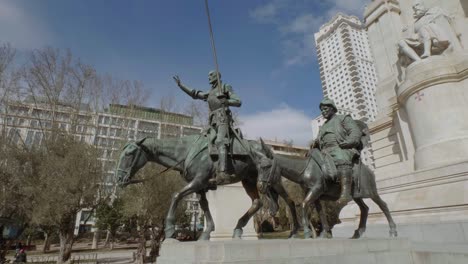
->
[25,131,34,146]
[33,132,42,145]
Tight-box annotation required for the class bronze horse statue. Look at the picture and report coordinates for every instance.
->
[115,135,300,240]
[256,139,397,239]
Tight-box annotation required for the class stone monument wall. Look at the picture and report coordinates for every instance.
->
[337,0,468,243]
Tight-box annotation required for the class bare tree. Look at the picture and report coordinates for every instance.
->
[158,92,179,113]
[183,100,208,127]
[0,43,20,133]
[98,74,149,108]
[19,47,106,264]
[120,164,187,264]
[0,43,25,262]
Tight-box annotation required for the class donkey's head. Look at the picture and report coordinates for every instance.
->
[252,138,280,194]
[115,138,149,187]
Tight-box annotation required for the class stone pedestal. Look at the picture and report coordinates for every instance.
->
[206,182,257,241]
[397,53,468,170]
[361,0,468,248]
[158,238,468,264]
[158,238,414,264]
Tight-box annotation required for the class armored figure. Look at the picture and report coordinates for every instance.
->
[314,98,362,205]
[174,71,241,185]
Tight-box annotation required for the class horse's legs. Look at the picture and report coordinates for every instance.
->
[315,200,332,239]
[351,198,369,239]
[233,178,263,239]
[371,195,398,237]
[273,182,300,238]
[165,179,204,239]
[198,191,214,241]
[301,186,322,239]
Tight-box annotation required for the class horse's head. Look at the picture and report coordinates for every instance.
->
[115,138,149,187]
[252,138,280,194]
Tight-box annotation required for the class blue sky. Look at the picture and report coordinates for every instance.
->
[0,0,368,146]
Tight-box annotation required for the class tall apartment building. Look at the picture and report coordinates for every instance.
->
[313,14,379,168]
[314,13,378,123]
[0,98,203,234]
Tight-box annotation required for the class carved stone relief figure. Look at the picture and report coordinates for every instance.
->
[397,1,462,65]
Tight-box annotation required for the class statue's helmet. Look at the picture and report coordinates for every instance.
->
[319,98,338,112]
[208,70,221,84]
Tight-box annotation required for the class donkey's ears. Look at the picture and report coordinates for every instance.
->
[135,137,146,146]
[260,138,274,159]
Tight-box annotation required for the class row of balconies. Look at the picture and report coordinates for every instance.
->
[353,85,363,92]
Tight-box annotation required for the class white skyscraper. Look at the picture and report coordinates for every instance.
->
[313,13,379,168]
[314,13,378,123]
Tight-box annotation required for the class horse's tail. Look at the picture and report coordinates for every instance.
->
[264,186,280,217]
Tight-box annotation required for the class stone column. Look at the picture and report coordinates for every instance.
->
[397,53,468,170]
[205,182,258,241]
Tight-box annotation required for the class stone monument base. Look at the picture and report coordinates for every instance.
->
[155,237,468,264]
[338,161,468,244]
[205,182,258,241]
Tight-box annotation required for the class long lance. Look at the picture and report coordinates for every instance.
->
[203,0,250,155]
[204,0,223,95]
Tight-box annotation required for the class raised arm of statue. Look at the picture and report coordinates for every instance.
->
[173,75,208,100]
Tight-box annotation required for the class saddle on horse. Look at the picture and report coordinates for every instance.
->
[206,127,250,157]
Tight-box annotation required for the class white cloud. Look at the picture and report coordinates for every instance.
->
[330,0,370,16]
[0,1,54,49]
[250,0,369,67]
[277,13,325,66]
[326,0,368,18]
[249,2,279,23]
[280,14,323,34]
[239,104,313,147]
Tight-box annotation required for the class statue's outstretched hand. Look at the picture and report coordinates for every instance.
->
[173,75,182,87]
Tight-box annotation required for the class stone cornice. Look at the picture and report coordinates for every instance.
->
[369,115,393,134]
[364,0,401,27]
[388,96,399,113]
[315,15,363,44]
[375,160,468,195]
[397,54,468,104]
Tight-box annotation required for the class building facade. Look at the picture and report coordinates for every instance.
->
[94,104,202,189]
[314,13,379,123]
[0,99,203,234]
[263,139,308,157]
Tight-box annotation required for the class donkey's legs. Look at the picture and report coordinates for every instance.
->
[351,198,369,239]
[315,200,332,239]
[274,182,300,238]
[198,191,214,241]
[165,179,204,239]
[301,186,323,239]
[233,178,263,239]
[371,195,398,237]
